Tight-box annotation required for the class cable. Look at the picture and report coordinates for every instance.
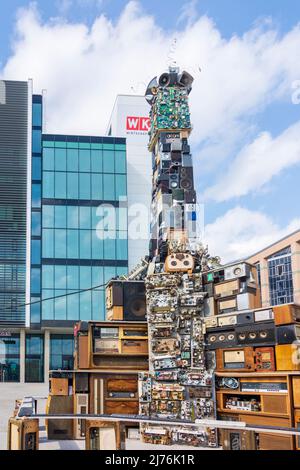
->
[2,282,108,312]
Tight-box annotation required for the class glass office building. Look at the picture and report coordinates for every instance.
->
[39,134,128,326]
[268,247,294,306]
[0,85,128,383]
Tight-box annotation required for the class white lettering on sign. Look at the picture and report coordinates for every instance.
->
[126,116,150,133]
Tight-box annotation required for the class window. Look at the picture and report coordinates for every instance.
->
[31,240,41,265]
[103,150,114,173]
[115,151,126,174]
[91,173,103,200]
[80,230,91,259]
[42,265,54,288]
[67,173,79,199]
[32,103,42,127]
[268,246,294,305]
[32,212,41,236]
[43,148,55,171]
[103,174,115,201]
[79,149,91,172]
[91,150,102,173]
[55,206,67,229]
[32,130,42,154]
[67,206,79,229]
[115,174,127,200]
[67,230,79,258]
[50,335,74,370]
[55,173,66,199]
[31,268,41,294]
[32,157,41,180]
[79,173,91,200]
[55,229,67,258]
[43,172,55,198]
[32,184,41,208]
[67,148,79,172]
[31,297,41,324]
[25,334,44,383]
[42,290,54,320]
[0,335,20,382]
[42,229,54,258]
[55,148,67,171]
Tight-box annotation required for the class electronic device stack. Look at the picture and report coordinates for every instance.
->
[203,264,300,450]
[137,67,218,448]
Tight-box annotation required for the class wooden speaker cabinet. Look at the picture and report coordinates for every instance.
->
[85,420,121,450]
[91,374,139,416]
[220,429,257,450]
[46,396,73,440]
[273,304,300,326]
[238,414,294,450]
[77,335,89,369]
[49,378,69,396]
[275,344,300,371]
[7,418,39,450]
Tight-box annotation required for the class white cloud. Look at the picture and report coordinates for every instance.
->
[204,120,300,201]
[1,0,300,142]
[204,206,300,263]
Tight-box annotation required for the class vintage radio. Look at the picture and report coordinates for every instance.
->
[92,375,139,415]
[275,344,300,371]
[254,308,274,323]
[49,378,69,396]
[74,394,88,440]
[276,324,300,344]
[216,347,255,372]
[46,395,73,440]
[165,253,195,273]
[85,420,121,450]
[235,322,275,347]
[214,279,240,299]
[224,263,253,281]
[295,410,300,450]
[218,297,237,314]
[220,429,257,450]
[106,281,146,322]
[254,347,275,371]
[218,312,255,328]
[91,323,148,369]
[7,418,39,450]
[206,330,237,350]
[273,304,300,326]
[121,339,148,355]
[204,316,218,329]
[216,347,275,372]
[217,293,260,314]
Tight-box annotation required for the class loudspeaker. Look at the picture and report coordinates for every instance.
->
[123,281,146,321]
[75,373,89,393]
[182,155,192,167]
[170,151,182,163]
[7,418,39,450]
[180,167,193,190]
[86,420,121,450]
[273,304,300,325]
[275,343,300,370]
[276,324,300,344]
[49,378,69,396]
[184,190,196,203]
[178,71,194,89]
[46,396,73,440]
[106,281,124,310]
[207,330,237,350]
[169,173,180,190]
[165,253,195,273]
[235,322,275,347]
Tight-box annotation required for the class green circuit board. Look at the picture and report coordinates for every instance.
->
[149,86,191,147]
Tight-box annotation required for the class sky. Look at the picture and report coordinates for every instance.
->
[0,0,300,262]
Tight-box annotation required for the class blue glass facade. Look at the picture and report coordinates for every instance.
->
[40,135,128,324]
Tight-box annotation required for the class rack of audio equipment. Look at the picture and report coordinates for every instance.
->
[46,318,149,441]
[216,371,300,450]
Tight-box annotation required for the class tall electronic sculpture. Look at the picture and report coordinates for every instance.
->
[138,67,218,448]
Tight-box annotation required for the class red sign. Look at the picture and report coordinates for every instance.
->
[126,116,150,132]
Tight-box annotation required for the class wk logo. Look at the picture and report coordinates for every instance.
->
[0,81,6,105]
[126,116,150,132]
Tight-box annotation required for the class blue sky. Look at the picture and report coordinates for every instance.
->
[0,0,300,261]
